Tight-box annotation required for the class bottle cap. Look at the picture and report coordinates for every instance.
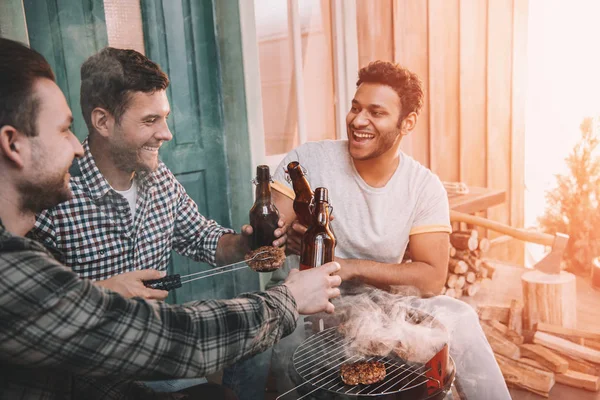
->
[256,165,271,181]
[314,187,329,202]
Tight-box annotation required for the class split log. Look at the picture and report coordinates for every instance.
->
[536,322,600,342]
[585,339,600,352]
[465,271,477,284]
[486,319,524,344]
[478,305,510,324]
[440,286,447,295]
[478,237,491,253]
[520,343,569,373]
[560,354,600,377]
[519,357,552,371]
[445,288,457,298]
[446,273,459,288]
[495,353,555,396]
[522,270,577,330]
[455,275,466,289]
[450,232,478,251]
[449,246,456,258]
[448,258,468,274]
[488,319,509,335]
[533,332,600,364]
[482,322,521,360]
[465,282,480,297]
[508,299,523,335]
[555,370,600,392]
[481,261,496,279]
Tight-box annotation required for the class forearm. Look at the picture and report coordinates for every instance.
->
[337,258,446,296]
[215,232,250,266]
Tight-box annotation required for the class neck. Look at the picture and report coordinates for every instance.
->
[353,145,401,188]
[0,187,35,236]
[88,134,134,190]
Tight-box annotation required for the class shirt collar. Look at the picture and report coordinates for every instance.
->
[78,138,158,200]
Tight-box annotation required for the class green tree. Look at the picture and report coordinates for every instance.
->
[538,117,600,275]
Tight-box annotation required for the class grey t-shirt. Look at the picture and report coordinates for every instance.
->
[269,140,450,285]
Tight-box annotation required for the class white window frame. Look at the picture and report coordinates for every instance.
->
[240,0,358,172]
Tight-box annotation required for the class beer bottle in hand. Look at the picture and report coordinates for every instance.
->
[287,161,313,227]
[300,187,336,271]
[249,165,280,250]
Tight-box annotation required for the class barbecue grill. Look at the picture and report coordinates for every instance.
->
[281,306,455,400]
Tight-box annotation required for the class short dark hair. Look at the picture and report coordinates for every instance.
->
[0,38,55,137]
[80,47,169,134]
[357,61,424,122]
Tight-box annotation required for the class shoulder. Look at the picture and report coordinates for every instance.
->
[401,153,445,194]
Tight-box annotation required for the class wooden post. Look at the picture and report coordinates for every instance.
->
[522,270,577,330]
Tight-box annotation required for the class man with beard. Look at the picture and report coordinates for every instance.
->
[31,47,295,394]
[0,38,342,399]
[266,61,511,399]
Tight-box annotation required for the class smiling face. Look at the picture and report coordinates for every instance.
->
[19,78,84,212]
[346,83,404,161]
[107,90,172,173]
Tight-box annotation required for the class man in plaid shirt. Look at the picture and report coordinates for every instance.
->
[31,47,286,301]
[0,38,342,399]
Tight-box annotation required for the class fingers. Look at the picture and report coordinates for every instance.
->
[320,261,341,276]
[144,288,169,300]
[328,287,341,299]
[278,214,286,228]
[291,221,307,235]
[324,301,335,314]
[134,269,167,280]
[241,224,253,236]
[328,273,342,288]
[272,233,287,248]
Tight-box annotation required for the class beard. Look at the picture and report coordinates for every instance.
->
[109,142,157,174]
[18,168,72,213]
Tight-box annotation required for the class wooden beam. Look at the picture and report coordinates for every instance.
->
[555,370,600,392]
[533,332,600,364]
[536,322,600,342]
[520,343,568,373]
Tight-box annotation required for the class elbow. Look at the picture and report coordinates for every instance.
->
[424,270,447,297]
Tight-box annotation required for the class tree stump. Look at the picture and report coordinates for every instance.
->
[522,270,577,330]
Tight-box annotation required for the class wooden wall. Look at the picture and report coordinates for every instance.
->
[356,0,529,264]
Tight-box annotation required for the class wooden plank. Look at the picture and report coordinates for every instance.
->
[560,354,600,377]
[486,0,513,260]
[448,187,506,214]
[482,322,521,360]
[555,370,600,392]
[459,0,487,188]
[393,0,430,167]
[519,357,552,372]
[509,0,529,266]
[520,343,569,373]
[496,353,555,395]
[356,0,393,67]
[428,0,460,181]
[533,332,600,364]
[478,304,510,323]
[536,322,600,342]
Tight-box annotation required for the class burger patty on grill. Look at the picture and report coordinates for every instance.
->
[340,361,386,386]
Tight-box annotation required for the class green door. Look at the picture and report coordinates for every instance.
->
[142,0,259,304]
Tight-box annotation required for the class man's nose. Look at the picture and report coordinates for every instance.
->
[71,134,84,158]
[157,122,173,142]
[350,111,369,129]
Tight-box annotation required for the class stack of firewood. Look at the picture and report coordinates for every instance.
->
[478,302,600,396]
[441,229,494,299]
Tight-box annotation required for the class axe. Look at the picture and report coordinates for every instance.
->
[450,210,569,274]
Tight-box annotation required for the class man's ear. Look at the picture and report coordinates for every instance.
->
[0,125,27,168]
[400,112,418,136]
[90,107,114,138]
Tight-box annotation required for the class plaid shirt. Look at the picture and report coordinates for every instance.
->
[0,220,298,399]
[31,139,234,281]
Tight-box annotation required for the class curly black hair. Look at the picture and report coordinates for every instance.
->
[357,61,424,123]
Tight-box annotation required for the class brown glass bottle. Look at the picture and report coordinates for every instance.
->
[249,165,280,250]
[287,161,314,227]
[300,187,336,271]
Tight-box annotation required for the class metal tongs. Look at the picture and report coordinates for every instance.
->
[143,250,274,291]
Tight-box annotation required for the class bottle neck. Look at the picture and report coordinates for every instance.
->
[312,201,330,226]
[255,179,272,203]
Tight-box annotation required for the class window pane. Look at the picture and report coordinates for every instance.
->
[300,0,337,143]
[255,0,337,156]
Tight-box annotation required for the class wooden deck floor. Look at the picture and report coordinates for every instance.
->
[463,262,600,400]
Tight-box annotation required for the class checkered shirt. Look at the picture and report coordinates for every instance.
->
[30,139,234,281]
[0,220,298,399]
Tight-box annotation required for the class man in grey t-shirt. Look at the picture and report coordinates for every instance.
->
[265,61,511,400]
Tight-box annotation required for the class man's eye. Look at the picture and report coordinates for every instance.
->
[146,118,157,124]
[350,107,359,112]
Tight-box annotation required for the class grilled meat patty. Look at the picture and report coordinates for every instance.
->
[245,246,286,272]
[340,361,386,386]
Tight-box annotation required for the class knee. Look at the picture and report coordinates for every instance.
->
[428,296,480,326]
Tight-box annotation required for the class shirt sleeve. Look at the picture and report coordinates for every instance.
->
[0,249,298,380]
[171,177,235,266]
[410,176,452,235]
